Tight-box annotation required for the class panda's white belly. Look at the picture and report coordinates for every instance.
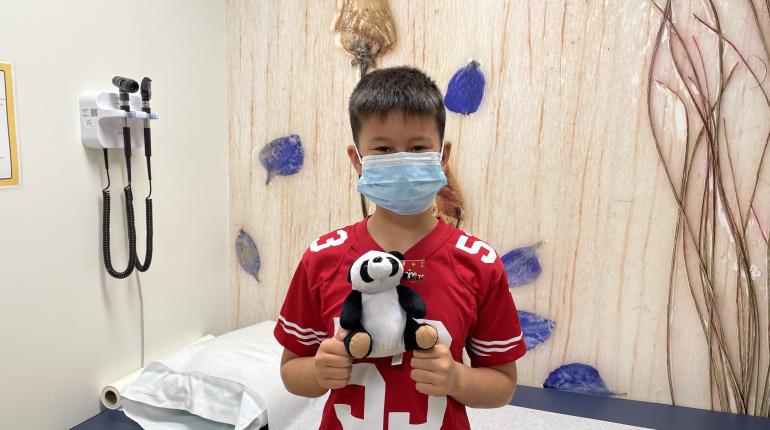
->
[360,289,406,357]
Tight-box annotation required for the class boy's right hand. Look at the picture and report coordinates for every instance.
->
[315,329,352,390]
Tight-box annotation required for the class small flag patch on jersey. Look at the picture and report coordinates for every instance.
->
[402,260,425,282]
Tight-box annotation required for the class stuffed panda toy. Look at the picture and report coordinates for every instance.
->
[340,250,439,359]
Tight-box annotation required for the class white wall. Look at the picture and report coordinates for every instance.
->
[0,1,229,428]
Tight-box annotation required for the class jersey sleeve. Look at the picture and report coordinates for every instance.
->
[466,267,527,367]
[273,252,329,357]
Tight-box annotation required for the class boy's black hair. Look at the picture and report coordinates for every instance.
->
[349,66,446,145]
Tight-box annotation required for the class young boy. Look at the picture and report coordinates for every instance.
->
[274,66,526,429]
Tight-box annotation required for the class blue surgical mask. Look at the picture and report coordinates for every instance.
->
[355,145,448,215]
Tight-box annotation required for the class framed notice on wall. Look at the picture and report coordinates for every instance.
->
[0,62,20,188]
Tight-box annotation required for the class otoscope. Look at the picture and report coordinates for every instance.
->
[133,77,153,272]
[102,76,139,278]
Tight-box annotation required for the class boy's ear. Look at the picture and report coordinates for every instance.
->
[440,140,452,166]
[388,250,405,261]
[347,144,363,175]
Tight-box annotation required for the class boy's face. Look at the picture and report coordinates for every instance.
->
[347,110,452,176]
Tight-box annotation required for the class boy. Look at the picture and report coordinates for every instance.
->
[275,66,526,429]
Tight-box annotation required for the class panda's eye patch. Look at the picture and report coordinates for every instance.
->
[373,257,382,263]
[387,257,399,277]
[360,261,374,283]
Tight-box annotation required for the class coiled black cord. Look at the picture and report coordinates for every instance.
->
[133,194,153,272]
[102,148,137,278]
[133,126,153,272]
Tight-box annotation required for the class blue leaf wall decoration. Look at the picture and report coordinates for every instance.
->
[543,363,614,396]
[236,229,261,282]
[259,134,304,185]
[502,242,543,288]
[444,60,486,115]
[518,311,555,350]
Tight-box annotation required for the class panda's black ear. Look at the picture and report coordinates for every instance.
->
[388,250,405,261]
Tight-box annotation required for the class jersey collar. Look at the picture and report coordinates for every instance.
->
[352,215,452,260]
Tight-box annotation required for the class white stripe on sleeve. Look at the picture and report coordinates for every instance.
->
[466,344,490,357]
[279,323,327,342]
[468,333,523,346]
[278,315,328,336]
[467,342,518,353]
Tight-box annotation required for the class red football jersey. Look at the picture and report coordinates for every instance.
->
[274,216,527,430]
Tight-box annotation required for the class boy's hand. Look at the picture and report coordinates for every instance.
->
[314,329,353,390]
[409,341,461,397]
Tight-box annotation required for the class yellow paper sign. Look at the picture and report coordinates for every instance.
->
[1,62,20,188]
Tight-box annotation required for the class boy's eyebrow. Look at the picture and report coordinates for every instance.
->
[407,136,433,144]
[369,136,395,144]
[368,135,433,145]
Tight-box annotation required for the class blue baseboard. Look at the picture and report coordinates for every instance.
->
[511,385,770,430]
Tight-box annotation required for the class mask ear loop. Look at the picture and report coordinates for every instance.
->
[354,144,369,219]
[435,141,449,216]
[354,144,363,164]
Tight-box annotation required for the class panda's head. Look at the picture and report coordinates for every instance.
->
[347,250,405,294]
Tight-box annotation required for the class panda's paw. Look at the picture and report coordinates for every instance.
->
[347,332,372,359]
[415,324,439,350]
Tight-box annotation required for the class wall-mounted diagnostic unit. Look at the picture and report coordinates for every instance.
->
[80,76,157,279]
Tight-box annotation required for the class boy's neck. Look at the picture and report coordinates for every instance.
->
[367,208,439,254]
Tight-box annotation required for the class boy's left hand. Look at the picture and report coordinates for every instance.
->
[409,341,461,397]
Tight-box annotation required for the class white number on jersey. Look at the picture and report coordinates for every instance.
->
[333,319,451,429]
[310,230,348,253]
[455,235,496,264]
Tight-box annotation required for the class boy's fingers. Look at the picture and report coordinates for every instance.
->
[413,341,450,358]
[412,347,441,359]
[411,355,454,374]
[335,328,349,341]
[414,382,440,396]
[328,340,349,356]
[410,356,437,371]
[410,368,440,385]
[323,367,352,380]
[318,351,352,367]
[321,337,350,357]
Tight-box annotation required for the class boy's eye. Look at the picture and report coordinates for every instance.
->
[410,146,429,151]
[374,147,392,152]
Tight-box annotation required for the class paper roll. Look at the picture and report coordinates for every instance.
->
[100,334,216,410]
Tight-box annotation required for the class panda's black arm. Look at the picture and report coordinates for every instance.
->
[397,285,426,319]
[340,290,363,330]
